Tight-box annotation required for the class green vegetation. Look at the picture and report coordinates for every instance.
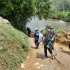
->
[51,0,70,11]
[50,0,70,22]
[0,0,51,32]
[41,25,70,45]
[49,11,70,22]
[41,25,61,36]
[0,0,51,69]
[0,23,30,70]
[0,0,36,33]
[36,0,51,19]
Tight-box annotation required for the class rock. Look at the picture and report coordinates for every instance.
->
[20,63,25,69]
[0,47,3,50]
[34,62,39,65]
[26,56,29,59]
[3,19,9,23]
[0,16,9,24]
[59,20,65,23]
[37,66,40,69]
[60,47,63,49]
[57,53,59,55]
[40,64,44,67]
[42,69,45,70]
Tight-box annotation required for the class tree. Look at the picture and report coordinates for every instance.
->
[0,0,36,32]
[36,0,51,19]
[0,0,51,32]
[54,0,70,12]
[50,0,70,12]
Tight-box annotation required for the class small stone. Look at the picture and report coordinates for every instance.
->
[27,56,29,59]
[34,62,39,65]
[37,66,40,69]
[40,64,43,67]
[60,47,63,49]
[20,63,25,69]
[57,53,59,55]
[42,69,45,70]
[0,47,3,50]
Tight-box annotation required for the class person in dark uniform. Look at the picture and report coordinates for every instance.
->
[50,26,55,50]
[69,43,70,49]
[69,34,70,49]
[27,27,31,37]
[43,26,54,58]
[34,28,39,49]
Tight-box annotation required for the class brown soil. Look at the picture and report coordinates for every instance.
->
[19,37,70,70]
[0,29,5,33]
[56,30,70,46]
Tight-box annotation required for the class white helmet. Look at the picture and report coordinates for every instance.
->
[35,28,38,31]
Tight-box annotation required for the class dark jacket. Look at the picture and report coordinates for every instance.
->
[43,29,55,46]
[34,32,39,41]
[50,29,55,42]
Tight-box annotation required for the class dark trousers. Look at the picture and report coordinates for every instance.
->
[44,46,52,57]
[35,40,39,48]
[69,43,70,49]
[28,32,31,37]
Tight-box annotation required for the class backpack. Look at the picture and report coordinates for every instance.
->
[43,29,55,46]
[48,29,55,41]
[38,33,43,43]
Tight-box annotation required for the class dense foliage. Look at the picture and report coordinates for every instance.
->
[49,12,70,22]
[57,0,70,12]
[51,0,70,12]
[0,0,51,32]
[36,0,51,19]
[0,0,36,32]
[50,0,70,22]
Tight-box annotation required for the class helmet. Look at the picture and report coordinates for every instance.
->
[50,26,54,29]
[46,26,50,29]
[35,28,38,31]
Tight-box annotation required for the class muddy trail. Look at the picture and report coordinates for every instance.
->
[19,37,70,70]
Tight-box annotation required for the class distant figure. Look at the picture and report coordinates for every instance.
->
[67,33,70,49]
[27,27,31,37]
[34,28,39,49]
[69,34,70,49]
[69,43,70,49]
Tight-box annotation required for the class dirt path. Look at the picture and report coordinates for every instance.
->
[19,37,70,70]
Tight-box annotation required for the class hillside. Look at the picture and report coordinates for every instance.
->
[0,17,30,70]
